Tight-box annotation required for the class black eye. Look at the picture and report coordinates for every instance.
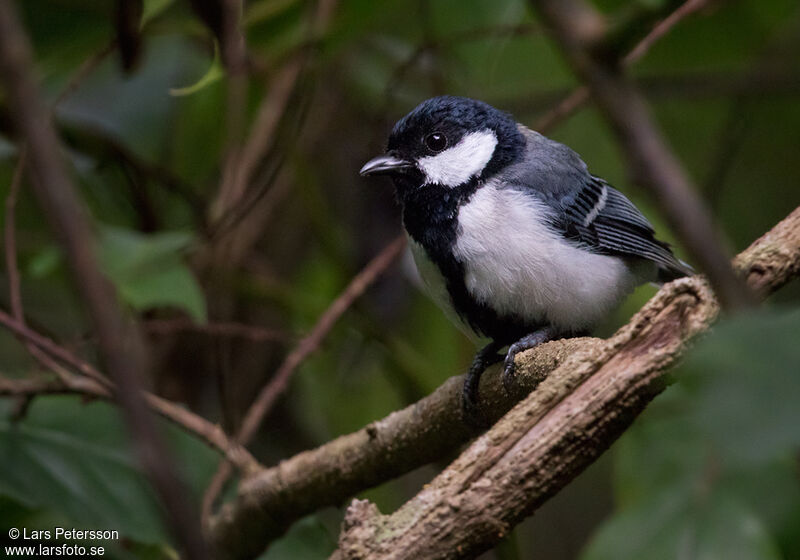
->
[424,132,447,152]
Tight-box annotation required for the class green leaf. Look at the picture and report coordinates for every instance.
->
[683,307,800,467]
[98,226,207,322]
[0,413,166,543]
[169,43,223,97]
[142,0,176,27]
[0,397,219,547]
[26,245,63,278]
[612,389,707,509]
[260,515,336,560]
[582,487,781,560]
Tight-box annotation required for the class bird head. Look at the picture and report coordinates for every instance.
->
[360,96,525,192]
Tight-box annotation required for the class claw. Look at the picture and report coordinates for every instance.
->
[461,388,488,428]
[501,327,559,396]
[461,341,504,427]
[502,353,518,396]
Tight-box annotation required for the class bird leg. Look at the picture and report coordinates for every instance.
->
[462,340,504,425]
[502,327,558,395]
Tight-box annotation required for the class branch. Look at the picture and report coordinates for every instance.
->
[530,0,754,311]
[209,206,800,559]
[333,206,800,559]
[208,337,601,559]
[0,2,208,556]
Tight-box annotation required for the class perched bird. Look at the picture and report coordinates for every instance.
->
[360,96,691,423]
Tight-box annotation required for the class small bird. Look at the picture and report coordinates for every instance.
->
[360,96,691,423]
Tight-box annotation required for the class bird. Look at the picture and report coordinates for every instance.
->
[360,95,691,424]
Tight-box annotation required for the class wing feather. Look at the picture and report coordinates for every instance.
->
[563,177,691,278]
[504,127,692,280]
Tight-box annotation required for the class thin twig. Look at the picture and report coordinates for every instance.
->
[3,150,77,385]
[52,40,116,107]
[5,150,27,321]
[210,0,338,238]
[202,234,407,520]
[383,22,539,110]
[210,56,303,234]
[534,0,709,133]
[623,0,708,64]
[240,234,406,443]
[0,308,111,386]
[0,307,259,469]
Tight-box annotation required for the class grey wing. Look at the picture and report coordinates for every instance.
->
[507,127,691,280]
[558,176,693,280]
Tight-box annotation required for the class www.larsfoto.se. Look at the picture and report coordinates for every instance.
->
[5,543,106,556]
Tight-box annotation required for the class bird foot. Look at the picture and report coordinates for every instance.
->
[461,341,503,427]
[501,327,557,396]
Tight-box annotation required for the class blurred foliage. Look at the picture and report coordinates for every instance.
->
[582,308,800,560]
[0,0,799,558]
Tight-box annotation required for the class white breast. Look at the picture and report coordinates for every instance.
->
[407,237,485,343]
[453,182,638,331]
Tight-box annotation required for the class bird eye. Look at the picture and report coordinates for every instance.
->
[424,132,447,152]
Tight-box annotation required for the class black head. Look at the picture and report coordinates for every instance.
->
[360,96,525,191]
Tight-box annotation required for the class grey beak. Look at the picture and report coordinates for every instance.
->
[359,154,414,177]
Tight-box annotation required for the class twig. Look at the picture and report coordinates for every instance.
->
[0,2,209,557]
[3,150,78,385]
[383,22,540,111]
[531,0,755,311]
[215,0,250,223]
[622,0,708,64]
[534,0,709,133]
[5,150,27,321]
[0,308,110,386]
[210,0,338,238]
[0,307,258,470]
[209,206,800,559]
[202,234,407,520]
[210,56,303,234]
[52,40,116,107]
[240,233,406,444]
[3,152,94,384]
[3,38,118,385]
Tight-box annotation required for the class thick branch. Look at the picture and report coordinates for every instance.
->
[531,0,754,311]
[210,207,800,559]
[332,207,800,559]
[208,337,601,558]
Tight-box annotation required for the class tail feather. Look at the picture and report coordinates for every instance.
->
[656,258,694,284]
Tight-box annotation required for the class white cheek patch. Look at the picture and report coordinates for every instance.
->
[417,129,497,187]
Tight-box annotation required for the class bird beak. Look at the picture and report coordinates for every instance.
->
[359,153,414,177]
